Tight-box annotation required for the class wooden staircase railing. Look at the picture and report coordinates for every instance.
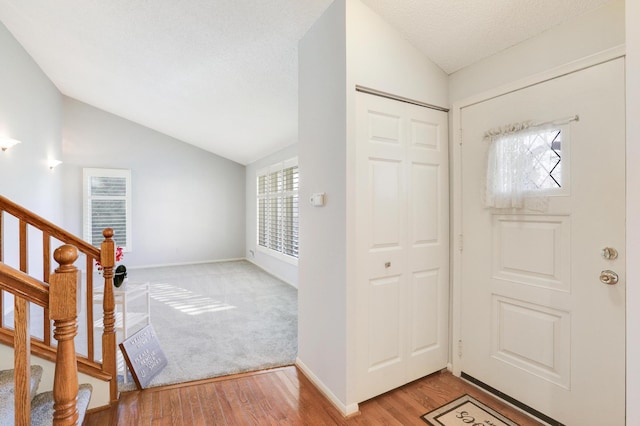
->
[0,195,118,403]
[1,261,48,425]
[1,244,82,424]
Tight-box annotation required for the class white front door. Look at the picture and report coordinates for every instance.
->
[355,92,449,402]
[459,58,625,425]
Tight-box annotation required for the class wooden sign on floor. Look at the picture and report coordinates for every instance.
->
[119,324,168,389]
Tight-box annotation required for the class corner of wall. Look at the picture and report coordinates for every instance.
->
[448,0,625,103]
[295,357,359,416]
[62,97,247,267]
[345,0,448,108]
[298,0,349,406]
[245,143,299,287]
[0,21,63,223]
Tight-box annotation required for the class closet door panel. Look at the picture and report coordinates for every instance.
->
[355,92,449,402]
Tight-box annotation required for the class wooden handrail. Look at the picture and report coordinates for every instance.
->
[0,263,49,307]
[0,195,120,410]
[1,245,84,425]
[0,195,99,259]
[0,264,46,425]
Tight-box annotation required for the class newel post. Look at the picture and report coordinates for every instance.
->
[50,244,80,426]
[100,228,118,402]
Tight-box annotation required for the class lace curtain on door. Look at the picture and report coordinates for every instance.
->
[483,121,567,211]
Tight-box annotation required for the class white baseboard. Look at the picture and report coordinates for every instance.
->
[295,357,359,417]
[126,257,246,270]
[245,258,297,288]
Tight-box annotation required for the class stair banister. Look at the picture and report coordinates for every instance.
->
[0,244,86,425]
[14,278,32,426]
[0,195,120,403]
[0,262,49,425]
[99,228,118,402]
[49,244,80,425]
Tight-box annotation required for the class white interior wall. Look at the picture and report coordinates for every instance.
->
[449,0,624,102]
[0,21,63,316]
[0,20,64,262]
[298,0,448,414]
[626,0,640,423]
[0,22,110,409]
[0,17,248,272]
[345,1,448,106]
[245,143,298,287]
[297,0,349,411]
[62,97,246,268]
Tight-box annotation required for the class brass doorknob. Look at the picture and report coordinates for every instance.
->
[600,270,619,285]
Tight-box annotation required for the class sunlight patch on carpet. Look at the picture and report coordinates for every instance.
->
[150,283,236,315]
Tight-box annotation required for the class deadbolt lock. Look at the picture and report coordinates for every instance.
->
[601,247,618,260]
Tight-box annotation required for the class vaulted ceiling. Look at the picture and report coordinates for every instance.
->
[0,0,612,164]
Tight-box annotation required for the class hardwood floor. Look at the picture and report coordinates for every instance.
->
[85,366,543,425]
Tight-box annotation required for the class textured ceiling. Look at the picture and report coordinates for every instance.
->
[0,0,612,164]
[360,0,613,74]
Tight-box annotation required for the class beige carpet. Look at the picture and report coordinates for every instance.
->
[114,260,298,391]
[4,260,298,392]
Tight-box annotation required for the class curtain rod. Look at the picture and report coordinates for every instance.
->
[532,115,580,128]
[355,85,449,112]
[485,115,580,139]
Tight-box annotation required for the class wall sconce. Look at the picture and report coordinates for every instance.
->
[0,137,21,152]
[48,159,62,170]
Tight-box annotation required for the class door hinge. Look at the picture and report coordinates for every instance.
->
[459,128,463,146]
[458,234,463,252]
[458,340,463,358]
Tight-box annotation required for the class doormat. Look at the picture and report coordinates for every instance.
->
[421,394,519,426]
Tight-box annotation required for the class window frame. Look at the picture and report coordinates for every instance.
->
[256,157,299,265]
[82,168,132,251]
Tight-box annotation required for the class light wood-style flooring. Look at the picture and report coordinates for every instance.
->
[85,366,543,425]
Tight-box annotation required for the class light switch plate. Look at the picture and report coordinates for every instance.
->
[310,193,326,207]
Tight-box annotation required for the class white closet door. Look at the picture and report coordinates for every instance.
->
[355,92,449,402]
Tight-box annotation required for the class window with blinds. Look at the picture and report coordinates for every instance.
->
[257,158,298,261]
[83,168,132,250]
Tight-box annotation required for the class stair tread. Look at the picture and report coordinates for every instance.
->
[0,365,43,398]
[30,383,93,426]
[0,366,92,426]
[0,365,44,425]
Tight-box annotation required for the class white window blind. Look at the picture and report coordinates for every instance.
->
[83,168,132,250]
[257,158,298,261]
